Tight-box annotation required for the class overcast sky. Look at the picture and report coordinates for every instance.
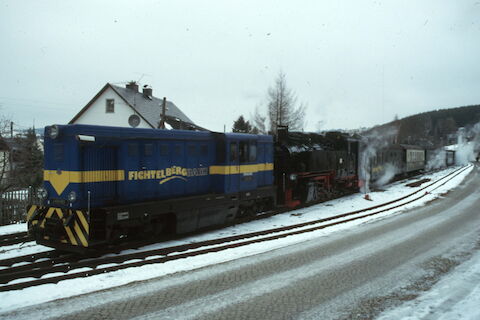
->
[1,0,479,133]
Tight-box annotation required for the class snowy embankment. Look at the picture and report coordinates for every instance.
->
[0,164,475,313]
[0,225,51,261]
[0,224,27,236]
[378,249,480,320]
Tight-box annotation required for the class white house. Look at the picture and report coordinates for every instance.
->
[70,82,205,130]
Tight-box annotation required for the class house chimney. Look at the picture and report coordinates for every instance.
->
[126,81,139,92]
[143,85,153,98]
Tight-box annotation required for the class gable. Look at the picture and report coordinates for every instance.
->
[71,86,153,128]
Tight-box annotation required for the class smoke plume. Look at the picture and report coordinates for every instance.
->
[373,163,398,188]
[359,125,398,194]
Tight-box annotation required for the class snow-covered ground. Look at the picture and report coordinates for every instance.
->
[0,164,476,315]
[0,223,28,236]
[378,249,480,320]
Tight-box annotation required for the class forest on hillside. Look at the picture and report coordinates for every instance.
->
[369,104,480,147]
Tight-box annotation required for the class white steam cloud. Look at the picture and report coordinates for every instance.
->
[359,126,398,194]
[450,124,480,165]
[373,163,398,188]
[426,149,448,171]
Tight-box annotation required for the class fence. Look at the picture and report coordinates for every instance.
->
[0,188,38,225]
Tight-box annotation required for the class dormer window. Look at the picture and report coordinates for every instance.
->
[106,99,115,113]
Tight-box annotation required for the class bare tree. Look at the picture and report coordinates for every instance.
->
[266,72,306,133]
[316,120,325,132]
[0,116,13,193]
[250,105,267,134]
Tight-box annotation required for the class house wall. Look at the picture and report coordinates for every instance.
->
[73,87,152,128]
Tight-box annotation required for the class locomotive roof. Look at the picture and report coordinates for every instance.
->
[399,144,424,150]
[47,124,273,142]
[376,144,424,151]
[280,131,356,153]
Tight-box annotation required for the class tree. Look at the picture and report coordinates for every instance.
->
[0,138,11,193]
[0,116,13,193]
[232,115,253,133]
[12,128,43,189]
[266,72,306,133]
[251,105,267,134]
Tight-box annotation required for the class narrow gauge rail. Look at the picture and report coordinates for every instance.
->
[0,232,32,247]
[0,210,284,269]
[0,250,65,268]
[0,165,471,292]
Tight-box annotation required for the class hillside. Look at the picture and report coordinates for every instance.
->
[368,104,480,147]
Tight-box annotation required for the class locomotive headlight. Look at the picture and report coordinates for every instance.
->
[67,191,77,203]
[49,125,60,139]
[289,174,297,181]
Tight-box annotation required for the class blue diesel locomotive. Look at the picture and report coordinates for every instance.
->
[27,124,275,251]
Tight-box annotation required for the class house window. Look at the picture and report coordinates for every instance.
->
[106,99,115,113]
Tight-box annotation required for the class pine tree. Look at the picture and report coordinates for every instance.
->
[13,128,43,188]
[232,115,253,133]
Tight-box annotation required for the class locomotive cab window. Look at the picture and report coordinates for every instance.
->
[230,143,238,162]
[239,141,249,163]
[216,140,226,163]
[249,143,257,162]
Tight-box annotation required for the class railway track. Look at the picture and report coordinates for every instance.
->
[0,164,472,292]
[0,231,32,247]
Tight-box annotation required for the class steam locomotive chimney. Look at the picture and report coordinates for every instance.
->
[277,125,289,143]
